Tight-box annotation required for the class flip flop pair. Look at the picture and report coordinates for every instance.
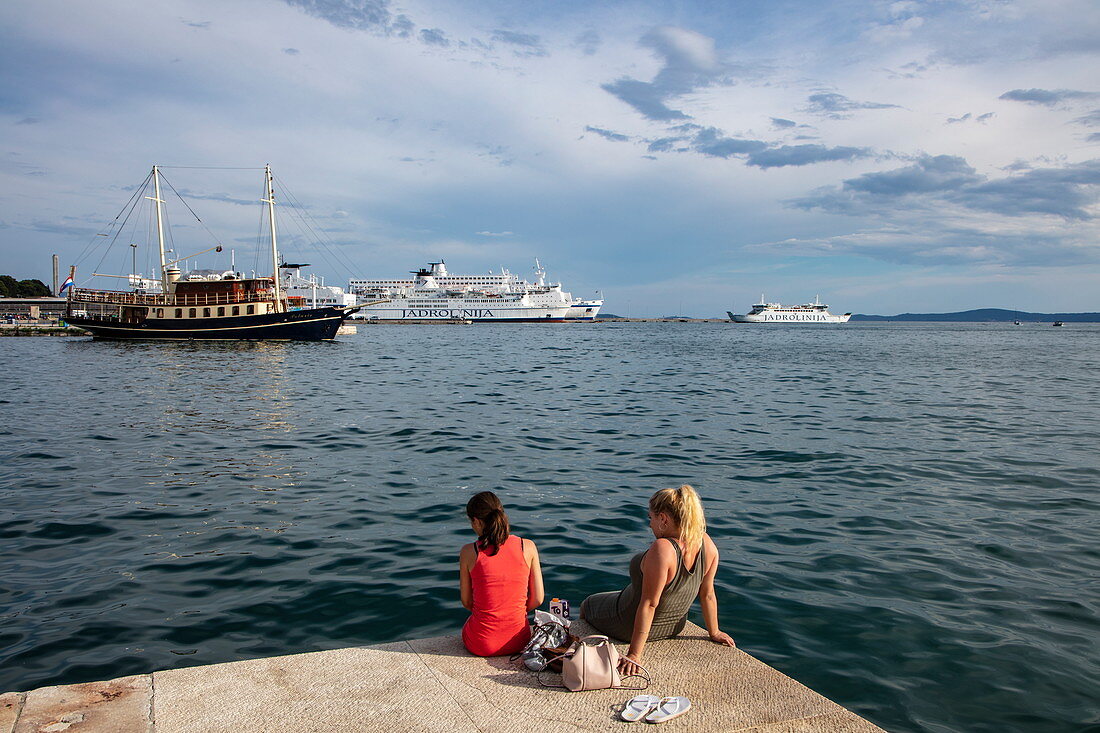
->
[620,695,692,723]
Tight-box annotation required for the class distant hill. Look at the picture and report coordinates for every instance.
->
[852,308,1100,322]
[595,313,622,319]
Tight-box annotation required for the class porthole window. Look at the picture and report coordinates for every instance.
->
[189,308,196,318]
[247,305,255,315]
[203,307,211,317]
[217,306,225,316]
[175,309,182,318]
[232,306,240,316]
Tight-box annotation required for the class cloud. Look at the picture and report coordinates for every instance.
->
[770,117,796,129]
[785,157,1100,264]
[746,144,871,169]
[182,20,211,29]
[842,155,981,196]
[602,78,689,121]
[805,92,899,118]
[281,0,410,36]
[947,111,997,125]
[957,160,1100,220]
[1074,109,1100,126]
[574,30,600,56]
[12,220,100,237]
[999,88,1100,107]
[638,125,869,170]
[688,126,767,158]
[283,47,300,55]
[390,14,413,38]
[747,226,1097,267]
[1089,133,1100,143]
[174,190,260,207]
[16,117,39,125]
[476,231,512,237]
[601,26,729,122]
[791,156,973,214]
[490,29,547,56]
[646,137,680,153]
[584,126,629,142]
[419,28,449,47]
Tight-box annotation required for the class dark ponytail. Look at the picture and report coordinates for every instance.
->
[466,491,510,553]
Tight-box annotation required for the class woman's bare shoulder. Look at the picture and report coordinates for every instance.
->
[515,535,540,556]
[648,537,679,558]
[459,542,477,561]
[703,533,720,565]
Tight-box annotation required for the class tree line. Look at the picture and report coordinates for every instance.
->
[0,276,52,297]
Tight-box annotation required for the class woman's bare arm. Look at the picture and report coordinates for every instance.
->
[459,543,475,611]
[698,534,734,646]
[525,539,545,611]
[621,539,677,673]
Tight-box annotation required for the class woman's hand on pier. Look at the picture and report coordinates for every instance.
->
[709,631,736,647]
[618,654,644,677]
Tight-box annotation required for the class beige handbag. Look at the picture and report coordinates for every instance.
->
[562,635,622,691]
[539,635,650,692]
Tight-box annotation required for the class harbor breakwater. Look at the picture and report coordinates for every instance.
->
[0,322,1097,732]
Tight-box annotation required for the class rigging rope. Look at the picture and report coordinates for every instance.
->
[85,174,152,283]
[272,174,361,279]
[157,165,265,170]
[159,173,227,250]
[72,169,153,270]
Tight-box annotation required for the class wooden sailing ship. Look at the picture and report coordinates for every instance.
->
[65,165,359,341]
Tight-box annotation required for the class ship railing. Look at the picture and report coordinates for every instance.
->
[69,288,274,307]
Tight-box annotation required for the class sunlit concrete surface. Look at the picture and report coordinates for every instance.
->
[2,622,885,732]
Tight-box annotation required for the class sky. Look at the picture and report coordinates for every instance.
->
[1,0,1098,316]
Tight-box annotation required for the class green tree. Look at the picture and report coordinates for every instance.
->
[0,275,17,297]
[17,279,51,297]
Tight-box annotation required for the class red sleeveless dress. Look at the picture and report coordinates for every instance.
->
[462,535,532,656]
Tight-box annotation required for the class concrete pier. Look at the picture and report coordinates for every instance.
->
[0,324,87,337]
[0,622,885,732]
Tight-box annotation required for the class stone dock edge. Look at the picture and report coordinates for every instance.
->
[0,622,887,732]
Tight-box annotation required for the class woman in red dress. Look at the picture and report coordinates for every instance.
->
[459,491,545,656]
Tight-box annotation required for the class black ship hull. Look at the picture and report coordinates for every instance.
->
[66,306,355,341]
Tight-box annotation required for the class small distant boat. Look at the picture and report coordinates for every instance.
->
[1052,321,1064,327]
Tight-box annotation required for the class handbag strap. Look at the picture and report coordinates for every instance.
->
[534,646,576,688]
[618,660,653,690]
[578,634,610,645]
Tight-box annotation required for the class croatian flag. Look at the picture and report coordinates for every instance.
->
[59,275,74,295]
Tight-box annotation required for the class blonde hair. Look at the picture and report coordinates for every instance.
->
[650,484,706,551]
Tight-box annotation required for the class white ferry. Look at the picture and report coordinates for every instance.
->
[531,260,603,321]
[348,260,601,322]
[281,263,357,309]
[728,295,851,324]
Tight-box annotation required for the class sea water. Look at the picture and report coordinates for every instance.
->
[0,323,1097,732]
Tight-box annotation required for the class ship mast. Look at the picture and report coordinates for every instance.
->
[148,165,168,292]
[262,164,284,312]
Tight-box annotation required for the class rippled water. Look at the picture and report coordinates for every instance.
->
[1,323,1098,732]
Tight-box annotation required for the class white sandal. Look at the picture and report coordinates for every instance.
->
[644,696,691,723]
[620,694,661,722]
